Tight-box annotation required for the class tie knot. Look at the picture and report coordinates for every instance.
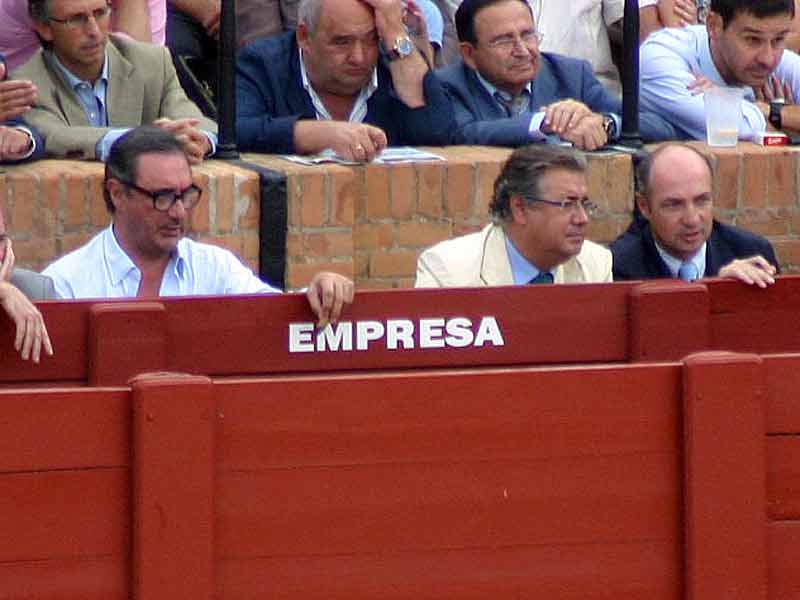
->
[529,271,554,284]
[678,262,699,282]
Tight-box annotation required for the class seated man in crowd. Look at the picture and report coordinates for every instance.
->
[235,0,454,161]
[611,143,778,286]
[0,56,44,162]
[43,126,353,327]
[415,145,612,287]
[13,0,216,162]
[640,0,800,141]
[0,204,54,362]
[439,0,675,150]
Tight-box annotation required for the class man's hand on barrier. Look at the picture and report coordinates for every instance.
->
[718,255,777,288]
[306,271,355,330]
[540,99,592,135]
[0,281,53,363]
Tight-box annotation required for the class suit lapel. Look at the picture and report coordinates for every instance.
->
[480,225,515,286]
[530,57,559,113]
[643,225,675,277]
[464,66,508,120]
[289,46,322,117]
[42,51,91,126]
[106,40,142,126]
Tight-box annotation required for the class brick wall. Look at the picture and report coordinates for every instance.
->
[5,143,800,290]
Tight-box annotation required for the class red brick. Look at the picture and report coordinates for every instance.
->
[287,260,354,289]
[214,172,236,233]
[300,172,327,227]
[740,148,769,207]
[241,230,260,268]
[64,173,90,230]
[286,231,304,256]
[364,163,390,219]
[191,173,211,233]
[766,150,797,207]
[735,208,790,237]
[61,231,95,254]
[711,149,740,210]
[585,217,619,245]
[452,221,484,237]
[396,221,452,248]
[90,177,111,227]
[13,236,57,263]
[444,160,474,218]
[354,251,369,278]
[369,249,419,278]
[8,174,38,233]
[302,230,353,257]
[389,164,416,220]
[586,155,608,206]
[605,154,634,214]
[329,169,355,226]
[237,175,260,229]
[354,223,394,249]
[417,163,443,218]
[773,239,800,266]
[285,173,303,227]
[476,161,502,216]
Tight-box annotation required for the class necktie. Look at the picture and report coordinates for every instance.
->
[494,91,529,117]
[529,272,554,284]
[678,262,699,281]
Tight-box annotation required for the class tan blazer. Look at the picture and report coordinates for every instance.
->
[415,223,613,287]
[12,34,217,159]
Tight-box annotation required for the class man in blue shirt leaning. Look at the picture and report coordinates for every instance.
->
[43,126,354,328]
[437,0,676,149]
[640,0,800,141]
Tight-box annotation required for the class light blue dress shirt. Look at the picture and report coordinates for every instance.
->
[42,225,280,299]
[505,235,552,284]
[51,52,218,160]
[639,25,800,140]
[654,239,707,279]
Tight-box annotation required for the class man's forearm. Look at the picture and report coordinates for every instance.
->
[112,0,152,41]
[385,49,428,108]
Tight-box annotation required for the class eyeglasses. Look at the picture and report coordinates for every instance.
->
[123,181,203,212]
[487,30,544,51]
[525,196,599,217]
[49,4,112,28]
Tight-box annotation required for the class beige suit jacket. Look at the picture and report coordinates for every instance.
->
[12,34,217,159]
[415,223,613,287]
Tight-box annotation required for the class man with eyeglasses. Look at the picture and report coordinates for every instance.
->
[436,0,675,150]
[640,0,800,141]
[43,127,354,327]
[415,145,611,287]
[12,0,216,163]
[611,144,778,286]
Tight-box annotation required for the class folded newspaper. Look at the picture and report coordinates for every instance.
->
[282,146,445,165]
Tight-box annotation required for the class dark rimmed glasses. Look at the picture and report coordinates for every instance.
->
[123,181,203,212]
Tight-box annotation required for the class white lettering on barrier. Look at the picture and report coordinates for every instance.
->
[288,317,505,353]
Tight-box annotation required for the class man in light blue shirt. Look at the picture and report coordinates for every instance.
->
[43,126,354,327]
[639,0,800,140]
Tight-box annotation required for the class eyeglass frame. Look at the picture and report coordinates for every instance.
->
[48,3,112,28]
[485,29,544,52]
[522,195,599,217]
[121,180,203,212]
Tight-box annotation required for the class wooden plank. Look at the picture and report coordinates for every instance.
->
[0,469,128,562]
[217,540,681,600]
[0,556,127,600]
[763,354,800,433]
[217,453,680,558]
[767,436,800,520]
[0,388,129,473]
[768,520,800,599]
[131,374,215,600]
[629,280,710,361]
[682,352,767,600]
[215,364,682,470]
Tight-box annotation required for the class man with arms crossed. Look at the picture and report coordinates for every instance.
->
[235,0,453,161]
[43,127,354,327]
[416,145,611,287]
[14,0,216,162]
[437,0,675,149]
[640,0,800,140]
[611,143,778,286]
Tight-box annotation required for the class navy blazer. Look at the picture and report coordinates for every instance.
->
[235,32,454,154]
[437,53,676,146]
[610,219,779,280]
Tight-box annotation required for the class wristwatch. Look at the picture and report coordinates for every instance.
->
[385,35,415,61]
[769,100,785,130]
[602,114,618,141]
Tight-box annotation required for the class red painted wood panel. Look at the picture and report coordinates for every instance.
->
[0,388,129,473]
[767,437,800,520]
[763,354,800,433]
[768,521,800,599]
[682,352,768,600]
[0,556,127,600]
[217,540,681,600]
[0,468,129,562]
[215,364,682,470]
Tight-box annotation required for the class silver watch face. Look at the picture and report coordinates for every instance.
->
[395,36,414,57]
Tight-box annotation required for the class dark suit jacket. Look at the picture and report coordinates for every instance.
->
[11,268,57,300]
[610,220,779,281]
[235,32,454,153]
[437,54,676,146]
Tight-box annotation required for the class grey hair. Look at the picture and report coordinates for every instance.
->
[297,0,325,33]
[489,145,588,222]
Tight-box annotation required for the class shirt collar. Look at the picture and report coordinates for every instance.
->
[654,238,707,278]
[475,70,532,104]
[106,224,188,286]
[298,47,378,120]
[51,47,109,89]
[504,234,550,284]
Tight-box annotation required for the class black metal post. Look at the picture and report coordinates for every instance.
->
[619,0,643,148]
[216,0,239,159]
